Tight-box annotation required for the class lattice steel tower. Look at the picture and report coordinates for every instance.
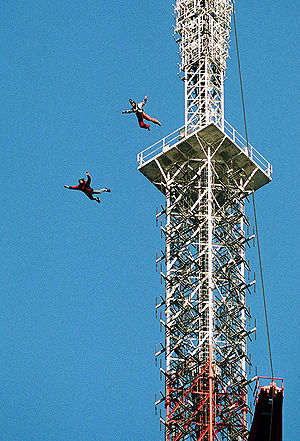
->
[177,0,232,131]
[137,1,272,440]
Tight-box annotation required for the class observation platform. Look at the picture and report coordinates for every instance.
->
[137,120,272,193]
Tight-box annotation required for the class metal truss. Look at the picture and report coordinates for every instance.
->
[173,0,233,131]
[155,134,256,441]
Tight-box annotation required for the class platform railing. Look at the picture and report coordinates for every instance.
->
[137,124,186,167]
[137,120,273,177]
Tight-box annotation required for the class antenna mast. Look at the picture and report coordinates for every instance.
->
[175,0,233,130]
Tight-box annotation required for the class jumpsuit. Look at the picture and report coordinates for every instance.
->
[123,96,161,130]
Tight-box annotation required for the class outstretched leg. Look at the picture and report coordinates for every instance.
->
[86,193,100,203]
[143,112,161,126]
[92,188,111,194]
[137,113,150,130]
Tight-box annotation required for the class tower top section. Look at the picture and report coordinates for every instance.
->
[175,0,232,72]
[174,0,233,131]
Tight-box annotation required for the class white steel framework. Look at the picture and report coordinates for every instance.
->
[137,1,272,441]
[138,124,269,441]
[174,0,233,131]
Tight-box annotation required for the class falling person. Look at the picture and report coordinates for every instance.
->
[64,171,111,204]
[122,95,161,131]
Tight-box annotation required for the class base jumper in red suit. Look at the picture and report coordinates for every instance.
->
[122,96,161,131]
[64,171,111,204]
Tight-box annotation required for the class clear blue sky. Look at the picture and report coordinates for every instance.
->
[0,1,298,440]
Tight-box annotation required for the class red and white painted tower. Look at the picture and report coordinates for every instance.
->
[137,1,273,440]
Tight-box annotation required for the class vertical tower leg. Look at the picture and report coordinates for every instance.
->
[207,146,214,441]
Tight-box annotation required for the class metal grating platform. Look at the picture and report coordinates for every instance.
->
[138,122,272,193]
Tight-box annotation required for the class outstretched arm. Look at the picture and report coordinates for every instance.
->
[122,109,134,114]
[141,95,148,108]
[64,185,79,190]
[85,171,91,186]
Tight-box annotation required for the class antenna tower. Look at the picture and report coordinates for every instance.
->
[137,1,273,440]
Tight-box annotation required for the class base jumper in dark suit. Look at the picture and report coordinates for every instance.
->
[64,171,111,204]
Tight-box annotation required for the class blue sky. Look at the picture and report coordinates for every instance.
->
[0,1,298,440]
